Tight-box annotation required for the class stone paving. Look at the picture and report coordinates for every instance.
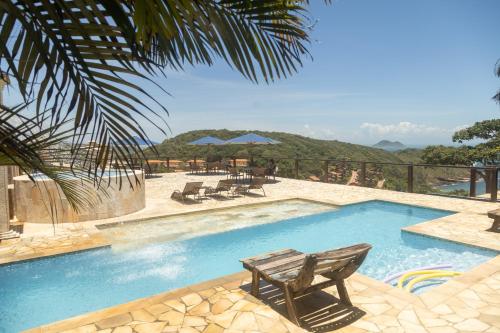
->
[26,257,500,333]
[1,172,499,332]
[0,227,109,265]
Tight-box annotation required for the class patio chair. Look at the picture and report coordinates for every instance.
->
[227,167,242,182]
[204,179,235,198]
[252,167,267,178]
[240,243,372,326]
[487,209,500,232]
[189,162,201,174]
[234,177,266,196]
[171,182,203,202]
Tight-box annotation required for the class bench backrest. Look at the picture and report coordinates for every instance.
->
[293,244,372,290]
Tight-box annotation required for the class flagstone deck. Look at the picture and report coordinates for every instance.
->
[25,256,500,333]
[1,172,499,332]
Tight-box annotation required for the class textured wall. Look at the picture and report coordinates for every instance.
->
[13,171,145,223]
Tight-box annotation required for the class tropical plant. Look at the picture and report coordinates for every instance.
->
[0,0,330,210]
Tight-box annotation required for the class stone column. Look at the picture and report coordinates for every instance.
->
[0,168,9,233]
[0,73,19,239]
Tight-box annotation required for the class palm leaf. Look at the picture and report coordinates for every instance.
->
[0,103,106,222]
[0,0,331,210]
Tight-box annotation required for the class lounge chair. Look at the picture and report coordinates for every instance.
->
[487,209,500,232]
[240,243,372,325]
[204,179,235,198]
[171,182,203,202]
[234,177,266,196]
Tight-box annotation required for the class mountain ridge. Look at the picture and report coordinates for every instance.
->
[372,140,407,151]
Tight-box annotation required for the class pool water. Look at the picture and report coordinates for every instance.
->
[0,200,496,332]
[97,199,336,249]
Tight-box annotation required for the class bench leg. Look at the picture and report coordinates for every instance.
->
[251,270,260,297]
[336,279,352,306]
[284,284,299,326]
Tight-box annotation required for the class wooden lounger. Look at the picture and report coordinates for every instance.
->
[240,243,372,325]
[171,181,203,202]
[487,209,500,232]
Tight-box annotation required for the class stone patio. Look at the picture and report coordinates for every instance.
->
[25,256,500,333]
[1,172,499,332]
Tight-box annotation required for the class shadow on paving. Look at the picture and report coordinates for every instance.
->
[241,282,366,332]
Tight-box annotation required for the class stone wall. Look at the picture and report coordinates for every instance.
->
[13,171,145,223]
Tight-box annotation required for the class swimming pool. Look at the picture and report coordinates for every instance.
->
[0,200,496,332]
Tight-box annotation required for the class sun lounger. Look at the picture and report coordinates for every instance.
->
[487,209,500,232]
[204,179,235,198]
[171,182,203,202]
[240,243,372,325]
[234,177,266,196]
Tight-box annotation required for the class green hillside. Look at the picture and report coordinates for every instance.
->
[152,129,404,163]
[149,130,467,196]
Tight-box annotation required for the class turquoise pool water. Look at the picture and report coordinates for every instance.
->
[0,200,497,332]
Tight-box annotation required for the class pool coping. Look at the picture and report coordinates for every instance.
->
[0,233,111,266]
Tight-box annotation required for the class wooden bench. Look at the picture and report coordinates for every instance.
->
[240,243,372,325]
[487,208,500,232]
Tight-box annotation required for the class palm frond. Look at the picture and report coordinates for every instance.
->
[0,103,104,215]
[0,0,330,208]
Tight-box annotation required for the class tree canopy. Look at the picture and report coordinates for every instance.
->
[422,119,500,166]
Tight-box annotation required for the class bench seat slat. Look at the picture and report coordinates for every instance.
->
[241,249,303,267]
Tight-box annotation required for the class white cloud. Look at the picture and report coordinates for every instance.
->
[360,121,452,137]
[300,124,336,140]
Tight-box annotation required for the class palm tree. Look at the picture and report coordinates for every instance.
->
[0,1,330,217]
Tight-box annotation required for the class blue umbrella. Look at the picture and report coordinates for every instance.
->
[188,136,225,145]
[188,136,225,166]
[225,133,280,145]
[225,133,280,167]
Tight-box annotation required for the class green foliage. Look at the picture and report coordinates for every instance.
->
[422,119,500,165]
[421,145,473,165]
[151,129,404,163]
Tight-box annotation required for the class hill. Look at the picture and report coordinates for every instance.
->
[372,140,406,151]
[153,130,403,163]
[150,130,467,195]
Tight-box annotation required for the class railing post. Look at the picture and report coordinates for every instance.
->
[166,157,170,172]
[294,159,299,179]
[323,160,329,182]
[232,157,236,168]
[491,167,498,202]
[360,162,366,187]
[407,164,414,193]
[469,167,476,197]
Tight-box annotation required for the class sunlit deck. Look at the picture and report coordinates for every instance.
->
[1,172,499,332]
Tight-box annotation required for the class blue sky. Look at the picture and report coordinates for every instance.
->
[4,0,500,146]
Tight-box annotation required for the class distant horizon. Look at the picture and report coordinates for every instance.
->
[154,128,469,150]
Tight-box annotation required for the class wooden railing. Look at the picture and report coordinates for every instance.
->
[142,155,499,202]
